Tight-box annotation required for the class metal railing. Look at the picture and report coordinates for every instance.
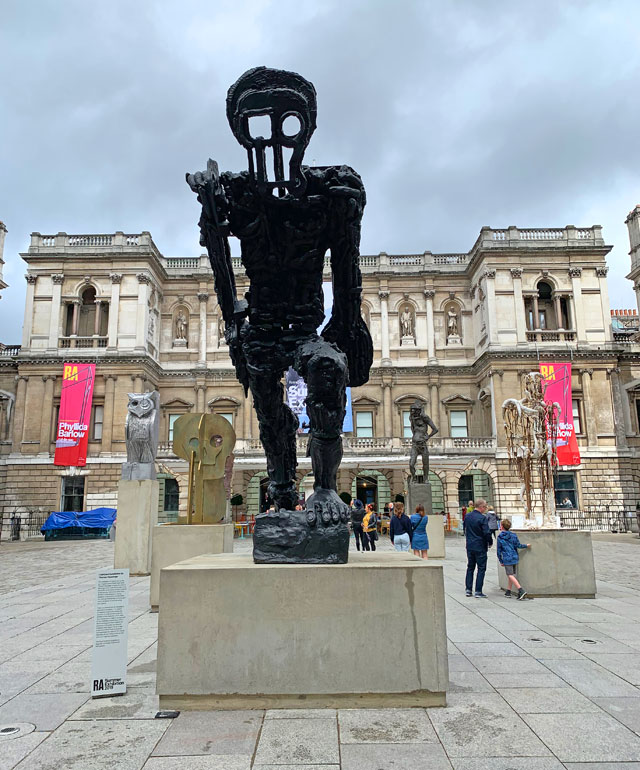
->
[558,507,634,533]
[0,512,48,541]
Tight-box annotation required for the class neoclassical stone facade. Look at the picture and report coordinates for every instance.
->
[1,221,640,522]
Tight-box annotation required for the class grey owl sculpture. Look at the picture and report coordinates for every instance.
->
[124,391,160,479]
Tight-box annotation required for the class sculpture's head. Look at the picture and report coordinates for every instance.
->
[226,66,317,197]
[410,399,423,415]
[127,393,155,419]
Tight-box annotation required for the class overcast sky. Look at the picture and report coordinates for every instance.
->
[1,0,639,343]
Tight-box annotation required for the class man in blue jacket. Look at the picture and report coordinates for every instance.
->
[463,498,493,597]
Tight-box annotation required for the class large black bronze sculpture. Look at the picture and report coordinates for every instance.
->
[187,67,372,563]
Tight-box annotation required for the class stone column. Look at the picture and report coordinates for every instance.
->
[596,266,612,342]
[197,291,209,364]
[71,299,81,337]
[510,268,526,343]
[553,293,563,329]
[581,369,597,447]
[135,273,151,351]
[424,289,436,362]
[488,370,503,439]
[108,273,122,348]
[243,392,252,439]
[39,375,56,453]
[379,291,390,363]
[195,384,205,413]
[94,299,102,336]
[569,267,586,341]
[483,270,497,343]
[608,367,629,448]
[48,274,64,348]
[22,274,37,348]
[381,380,393,437]
[132,375,144,393]
[532,294,540,330]
[101,374,117,454]
[12,375,28,452]
[635,282,640,316]
[430,383,443,436]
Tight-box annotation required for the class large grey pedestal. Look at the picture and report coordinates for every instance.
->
[113,479,159,576]
[407,481,445,558]
[497,529,596,598]
[150,523,233,611]
[157,552,448,710]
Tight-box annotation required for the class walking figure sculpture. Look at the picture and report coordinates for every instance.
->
[187,67,372,563]
[408,400,439,481]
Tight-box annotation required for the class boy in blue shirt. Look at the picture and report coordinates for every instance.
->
[497,519,531,600]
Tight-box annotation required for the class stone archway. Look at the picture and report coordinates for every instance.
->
[247,471,269,517]
[457,469,496,510]
[351,469,392,511]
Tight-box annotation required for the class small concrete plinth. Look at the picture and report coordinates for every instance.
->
[157,552,448,710]
[497,529,596,598]
[114,479,159,576]
[150,523,233,611]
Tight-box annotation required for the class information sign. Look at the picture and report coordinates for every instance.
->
[90,568,129,697]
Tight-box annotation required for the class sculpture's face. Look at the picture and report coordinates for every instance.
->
[127,394,154,418]
[227,67,317,197]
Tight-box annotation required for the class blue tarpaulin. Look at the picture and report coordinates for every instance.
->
[41,507,116,532]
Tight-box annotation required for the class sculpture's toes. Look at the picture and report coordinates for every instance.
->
[306,509,317,527]
[339,507,348,523]
[321,506,332,525]
[331,505,340,524]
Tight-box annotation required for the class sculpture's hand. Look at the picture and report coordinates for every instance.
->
[322,315,372,387]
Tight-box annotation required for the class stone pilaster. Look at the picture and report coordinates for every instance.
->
[48,274,64,348]
[197,291,209,364]
[424,289,436,362]
[568,267,586,341]
[135,273,151,350]
[581,369,597,446]
[108,273,122,348]
[101,375,117,454]
[12,375,28,452]
[378,290,390,363]
[22,274,37,348]
[39,375,56,453]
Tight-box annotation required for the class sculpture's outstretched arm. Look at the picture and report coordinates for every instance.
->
[321,166,373,387]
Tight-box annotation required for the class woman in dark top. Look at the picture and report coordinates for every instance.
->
[389,502,412,552]
[350,499,367,551]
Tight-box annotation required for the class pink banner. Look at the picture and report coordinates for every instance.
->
[539,362,580,466]
[54,363,96,467]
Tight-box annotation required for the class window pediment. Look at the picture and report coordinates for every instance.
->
[161,397,194,410]
[442,393,474,409]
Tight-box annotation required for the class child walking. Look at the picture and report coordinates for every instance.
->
[496,519,531,600]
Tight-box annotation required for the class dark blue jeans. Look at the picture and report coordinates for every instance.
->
[466,548,488,593]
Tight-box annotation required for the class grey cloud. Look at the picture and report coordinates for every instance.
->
[1,0,639,341]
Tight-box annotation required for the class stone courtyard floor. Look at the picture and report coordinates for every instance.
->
[1,533,640,769]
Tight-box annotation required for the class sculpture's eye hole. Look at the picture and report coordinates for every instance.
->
[132,400,138,406]
[248,114,271,140]
[211,435,223,447]
[281,114,301,138]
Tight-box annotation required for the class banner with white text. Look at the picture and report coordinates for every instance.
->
[539,361,581,466]
[54,363,96,467]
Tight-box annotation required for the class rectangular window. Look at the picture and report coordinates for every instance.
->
[168,414,181,443]
[450,410,468,438]
[218,412,233,426]
[355,410,373,437]
[572,399,582,435]
[163,478,180,512]
[555,471,578,509]
[92,405,104,440]
[539,310,547,330]
[61,476,85,512]
[402,410,411,438]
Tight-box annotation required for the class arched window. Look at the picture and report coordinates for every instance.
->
[64,286,109,341]
[525,280,570,339]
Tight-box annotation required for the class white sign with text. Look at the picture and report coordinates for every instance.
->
[91,568,129,697]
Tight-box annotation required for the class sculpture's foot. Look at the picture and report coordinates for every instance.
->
[253,488,349,564]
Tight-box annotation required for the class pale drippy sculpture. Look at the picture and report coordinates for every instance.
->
[502,372,560,528]
[187,67,372,563]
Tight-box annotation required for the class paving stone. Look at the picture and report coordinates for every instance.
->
[542,658,640,697]
[338,708,436,743]
[561,636,636,654]
[0,729,49,770]
[427,693,551,757]
[457,643,529,657]
[497,687,600,713]
[264,709,335,719]
[340,742,452,770]
[468,656,549,674]
[584,654,640,685]
[564,764,640,770]
[0,668,50,706]
[451,759,565,770]
[482,672,569,689]
[448,670,495,693]
[448,655,476,672]
[153,710,262,757]
[522,712,640,761]
[71,693,159,720]
[254,718,339,765]
[12,719,169,770]
[0,692,88,731]
[447,627,509,644]
[143,758,251,769]
[593,697,640,734]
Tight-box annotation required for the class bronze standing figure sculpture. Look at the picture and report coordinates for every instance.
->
[408,400,438,481]
[187,67,372,563]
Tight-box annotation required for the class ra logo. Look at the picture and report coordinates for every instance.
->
[93,679,105,691]
[63,365,79,381]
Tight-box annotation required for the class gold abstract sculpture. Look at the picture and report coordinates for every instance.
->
[172,413,235,524]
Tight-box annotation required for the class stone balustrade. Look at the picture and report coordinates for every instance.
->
[58,336,108,349]
[29,232,157,254]
[0,344,21,357]
[526,330,577,343]
[475,225,603,252]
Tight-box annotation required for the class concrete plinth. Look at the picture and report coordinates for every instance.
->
[113,479,159,576]
[157,552,448,710]
[150,523,233,611]
[497,529,596,598]
[407,481,445,558]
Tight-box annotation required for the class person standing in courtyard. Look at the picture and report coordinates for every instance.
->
[351,499,367,552]
[497,518,531,599]
[411,504,429,558]
[363,503,378,552]
[463,498,493,597]
[390,502,413,551]
[486,506,499,542]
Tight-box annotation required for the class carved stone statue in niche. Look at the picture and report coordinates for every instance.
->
[446,306,462,345]
[400,305,415,346]
[175,310,188,340]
